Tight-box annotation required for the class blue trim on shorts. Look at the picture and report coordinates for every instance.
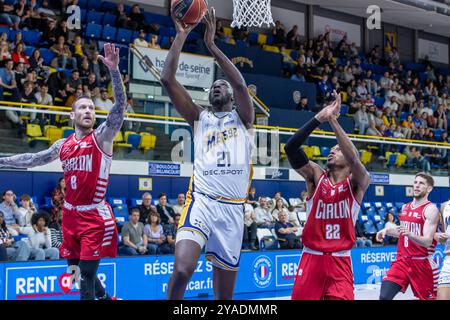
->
[178,192,209,241]
[205,250,240,269]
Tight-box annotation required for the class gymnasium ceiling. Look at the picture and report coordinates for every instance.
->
[292,0,450,37]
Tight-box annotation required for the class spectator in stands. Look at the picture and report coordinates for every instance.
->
[246,186,258,209]
[317,74,332,102]
[134,30,148,47]
[42,18,57,46]
[287,205,302,228]
[286,25,300,49]
[0,0,20,30]
[14,0,31,29]
[242,203,258,250]
[330,75,341,92]
[383,212,398,245]
[296,96,309,111]
[94,88,113,112]
[48,205,63,249]
[129,4,147,30]
[0,40,11,65]
[36,0,55,19]
[434,104,447,131]
[144,211,165,255]
[51,177,65,221]
[160,213,181,254]
[71,36,88,67]
[82,72,99,98]
[366,120,382,136]
[119,208,148,256]
[66,69,82,95]
[215,19,226,41]
[356,80,368,99]
[17,194,37,227]
[138,192,154,224]
[275,211,302,249]
[355,222,372,248]
[55,19,69,42]
[271,198,289,222]
[50,35,77,70]
[14,62,26,91]
[347,90,361,114]
[11,42,29,67]
[393,125,405,139]
[90,51,110,88]
[172,193,185,215]
[0,189,21,236]
[290,68,305,82]
[156,192,175,225]
[271,20,285,47]
[20,81,38,123]
[405,146,431,173]
[115,3,130,29]
[354,104,370,134]
[362,70,378,95]
[13,211,59,260]
[149,35,161,49]
[29,49,47,78]
[382,107,397,127]
[274,191,289,207]
[0,210,30,261]
[121,95,139,132]
[255,197,275,228]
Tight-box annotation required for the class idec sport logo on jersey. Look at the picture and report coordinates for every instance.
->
[252,255,273,288]
[275,254,301,287]
[5,262,116,300]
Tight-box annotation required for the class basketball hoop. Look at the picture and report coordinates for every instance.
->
[231,0,274,28]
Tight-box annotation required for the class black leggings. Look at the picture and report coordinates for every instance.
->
[68,259,110,300]
[379,280,402,300]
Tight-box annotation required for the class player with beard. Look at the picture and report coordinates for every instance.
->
[285,90,370,300]
[376,172,439,300]
[0,43,126,300]
[161,8,254,299]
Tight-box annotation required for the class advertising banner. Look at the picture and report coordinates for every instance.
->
[0,245,445,300]
[132,47,215,89]
[313,16,361,47]
[418,39,449,64]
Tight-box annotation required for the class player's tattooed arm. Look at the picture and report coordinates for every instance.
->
[94,43,127,153]
[0,139,65,168]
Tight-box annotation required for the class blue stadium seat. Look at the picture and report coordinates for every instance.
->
[23,30,41,46]
[399,112,408,122]
[102,25,117,41]
[340,104,348,115]
[266,35,274,45]
[290,50,298,60]
[159,36,169,48]
[103,13,117,26]
[77,0,88,9]
[375,221,385,231]
[101,1,117,13]
[130,198,142,208]
[236,40,249,48]
[87,1,102,11]
[116,28,132,44]
[85,24,102,39]
[362,202,372,211]
[433,129,444,140]
[363,220,377,236]
[373,202,385,209]
[320,147,330,157]
[366,207,376,218]
[119,58,128,74]
[45,196,52,207]
[40,48,56,65]
[62,128,75,138]
[113,206,129,225]
[108,197,127,207]
[80,9,87,24]
[377,206,387,216]
[374,96,385,107]
[387,154,397,168]
[24,46,35,57]
[187,32,201,41]
[249,32,258,45]
[395,202,404,211]
[126,132,141,148]
[86,11,104,24]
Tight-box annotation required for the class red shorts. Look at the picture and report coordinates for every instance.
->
[383,256,438,300]
[59,202,118,260]
[291,251,354,300]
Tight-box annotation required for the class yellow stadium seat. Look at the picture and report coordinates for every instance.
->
[263,44,280,53]
[360,150,372,165]
[44,125,63,145]
[341,91,348,103]
[27,124,50,146]
[223,27,232,37]
[113,131,132,148]
[312,146,327,161]
[302,146,314,159]
[228,38,236,45]
[257,34,268,45]
[139,132,157,152]
[395,153,407,167]
[385,151,393,161]
[280,143,286,161]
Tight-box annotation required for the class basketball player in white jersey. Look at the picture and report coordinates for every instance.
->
[161,8,254,299]
[435,200,450,299]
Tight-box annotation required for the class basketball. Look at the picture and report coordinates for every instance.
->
[171,0,208,25]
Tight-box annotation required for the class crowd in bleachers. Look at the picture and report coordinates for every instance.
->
[1,178,413,262]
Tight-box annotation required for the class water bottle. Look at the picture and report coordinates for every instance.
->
[259,239,265,251]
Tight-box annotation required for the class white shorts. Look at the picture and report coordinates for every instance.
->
[176,192,245,271]
[438,255,450,288]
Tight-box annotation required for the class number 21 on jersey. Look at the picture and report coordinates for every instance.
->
[326,224,340,239]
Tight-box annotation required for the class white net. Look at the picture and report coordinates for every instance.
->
[231,0,275,28]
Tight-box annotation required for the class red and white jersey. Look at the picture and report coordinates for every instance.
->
[302,172,360,253]
[397,200,437,258]
[59,131,112,206]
